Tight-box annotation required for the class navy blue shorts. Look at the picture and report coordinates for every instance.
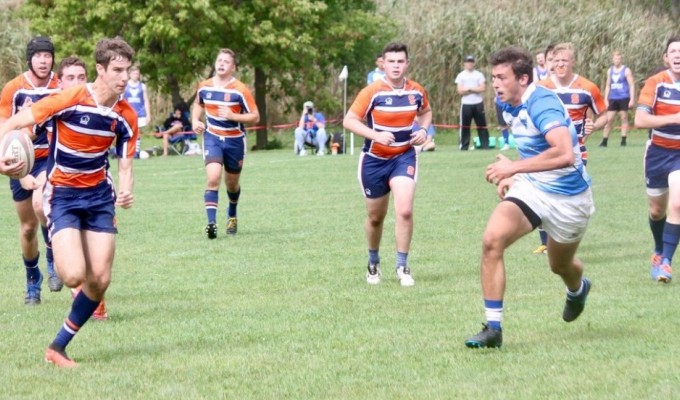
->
[9,158,47,202]
[203,132,245,174]
[44,179,118,236]
[645,143,680,189]
[358,148,417,198]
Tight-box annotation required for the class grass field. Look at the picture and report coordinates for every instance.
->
[1,130,679,399]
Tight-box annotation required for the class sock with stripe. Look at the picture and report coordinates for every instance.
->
[204,190,218,224]
[227,188,240,218]
[484,299,503,331]
[50,290,100,351]
[23,254,40,282]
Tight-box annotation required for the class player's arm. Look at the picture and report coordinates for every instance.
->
[0,107,36,176]
[486,125,574,184]
[343,110,394,146]
[143,84,151,123]
[635,108,680,128]
[222,108,259,124]
[191,100,206,134]
[411,106,432,146]
[603,72,611,107]
[115,158,134,209]
[626,68,635,107]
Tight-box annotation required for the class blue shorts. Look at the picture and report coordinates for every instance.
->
[44,179,118,236]
[645,143,680,189]
[358,148,418,198]
[9,158,47,202]
[203,132,245,174]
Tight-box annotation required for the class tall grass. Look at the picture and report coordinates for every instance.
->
[1,130,679,398]
[377,0,678,127]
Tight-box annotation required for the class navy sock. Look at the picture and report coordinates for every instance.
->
[23,254,40,282]
[539,228,548,246]
[662,222,680,264]
[51,290,100,350]
[502,128,509,142]
[368,249,380,265]
[396,251,408,269]
[204,190,218,224]
[227,188,240,218]
[650,217,666,254]
[40,226,53,262]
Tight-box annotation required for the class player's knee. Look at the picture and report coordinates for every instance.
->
[19,221,39,240]
[395,207,413,222]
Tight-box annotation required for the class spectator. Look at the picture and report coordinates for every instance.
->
[154,105,191,156]
[294,100,328,156]
[413,121,436,152]
[366,53,385,84]
[123,65,151,158]
[455,55,490,150]
[601,51,635,147]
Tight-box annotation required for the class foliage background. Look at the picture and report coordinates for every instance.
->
[0,0,679,134]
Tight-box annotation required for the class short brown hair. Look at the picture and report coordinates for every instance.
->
[217,48,238,67]
[382,42,409,60]
[95,37,134,69]
[57,56,87,79]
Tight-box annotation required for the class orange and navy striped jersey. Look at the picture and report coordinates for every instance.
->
[637,70,680,150]
[195,77,257,138]
[538,75,605,136]
[0,72,60,160]
[30,84,139,188]
[349,78,430,159]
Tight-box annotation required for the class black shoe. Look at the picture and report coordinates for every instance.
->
[465,324,502,348]
[621,138,627,146]
[599,141,607,148]
[563,278,591,322]
[205,223,217,239]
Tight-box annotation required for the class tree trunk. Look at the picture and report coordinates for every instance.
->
[166,75,186,109]
[254,66,268,150]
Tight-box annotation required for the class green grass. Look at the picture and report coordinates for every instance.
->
[1,130,679,399]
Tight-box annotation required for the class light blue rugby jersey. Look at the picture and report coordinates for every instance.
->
[499,84,591,196]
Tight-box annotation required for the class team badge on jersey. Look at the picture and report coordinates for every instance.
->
[571,93,579,104]
[80,115,90,125]
[386,97,393,105]
[663,90,671,98]
[110,119,118,132]
[408,94,416,105]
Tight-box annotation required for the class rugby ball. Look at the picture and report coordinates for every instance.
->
[1,130,34,178]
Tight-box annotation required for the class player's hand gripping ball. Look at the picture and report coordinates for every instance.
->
[1,130,35,178]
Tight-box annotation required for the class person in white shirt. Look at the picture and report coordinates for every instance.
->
[455,55,489,150]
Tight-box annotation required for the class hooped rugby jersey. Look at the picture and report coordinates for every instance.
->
[637,70,680,150]
[499,84,590,196]
[349,78,430,159]
[30,84,139,188]
[195,77,257,138]
[0,72,60,160]
[538,75,605,136]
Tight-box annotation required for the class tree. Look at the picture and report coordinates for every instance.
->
[21,0,393,148]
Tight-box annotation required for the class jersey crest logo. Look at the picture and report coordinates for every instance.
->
[206,92,212,99]
[663,90,671,98]
[110,119,118,132]
[385,97,393,105]
[408,94,416,105]
[80,115,90,125]
[570,93,579,104]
